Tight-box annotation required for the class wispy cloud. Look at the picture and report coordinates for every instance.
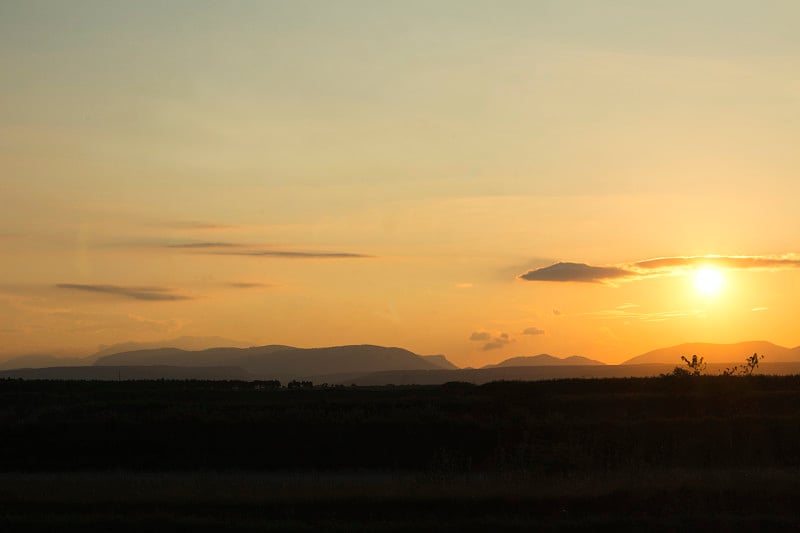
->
[117,240,371,259]
[227,282,274,289]
[209,250,371,259]
[55,284,193,301]
[519,254,800,284]
[587,307,704,322]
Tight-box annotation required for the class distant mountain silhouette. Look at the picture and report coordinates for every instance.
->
[8,339,800,382]
[419,355,459,369]
[94,344,439,380]
[622,341,792,365]
[91,336,250,359]
[0,353,90,370]
[483,354,606,368]
[0,365,252,381]
[94,344,295,367]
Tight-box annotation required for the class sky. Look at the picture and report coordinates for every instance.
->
[2,1,799,366]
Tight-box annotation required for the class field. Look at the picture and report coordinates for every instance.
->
[2,376,800,530]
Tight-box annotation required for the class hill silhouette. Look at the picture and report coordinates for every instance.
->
[94,344,295,367]
[0,336,252,369]
[91,336,250,359]
[482,354,605,368]
[419,354,459,369]
[622,341,793,365]
[7,339,800,382]
[94,344,440,380]
[0,365,252,380]
[0,353,89,370]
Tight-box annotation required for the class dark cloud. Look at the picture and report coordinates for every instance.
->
[482,340,507,351]
[481,332,513,351]
[210,250,371,259]
[470,331,513,350]
[523,327,545,335]
[56,284,192,301]
[519,255,800,284]
[519,262,633,283]
[227,282,272,289]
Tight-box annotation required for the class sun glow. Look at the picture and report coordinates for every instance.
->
[694,267,724,296]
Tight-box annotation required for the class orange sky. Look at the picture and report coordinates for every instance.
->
[2,1,800,366]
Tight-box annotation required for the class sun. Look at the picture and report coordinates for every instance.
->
[694,267,724,296]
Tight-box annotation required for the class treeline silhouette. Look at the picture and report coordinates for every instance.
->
[3,375,800,473]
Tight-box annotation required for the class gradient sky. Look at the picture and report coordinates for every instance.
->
[2,1,800,365]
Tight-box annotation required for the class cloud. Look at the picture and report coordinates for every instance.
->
[470,331,513,351]
[519,254,800,284]
[519,262,634,283]
[227,282,273,289]
[210,250,371,259]
[522,327,545,335]
[752,307,769,312]
[55,284,193,301]
[587,307,703,322]
[130,239,370,259]
[633,255,800,271]
[482,340,507,351]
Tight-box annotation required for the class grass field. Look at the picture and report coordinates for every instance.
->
[3,376,800,530]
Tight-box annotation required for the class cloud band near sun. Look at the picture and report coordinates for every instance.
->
[519,254,800,283]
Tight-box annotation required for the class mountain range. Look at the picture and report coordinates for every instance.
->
[621,341,800,365]
[482,354,605,368]
[93,344,444,381]
[0,336,250,370]
[2,338,800,383]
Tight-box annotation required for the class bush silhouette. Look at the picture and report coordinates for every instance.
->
[723,352,764,376]
[668,353,764,377]
[672,354,706,376]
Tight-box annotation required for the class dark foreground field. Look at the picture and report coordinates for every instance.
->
[2,376,800,530]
